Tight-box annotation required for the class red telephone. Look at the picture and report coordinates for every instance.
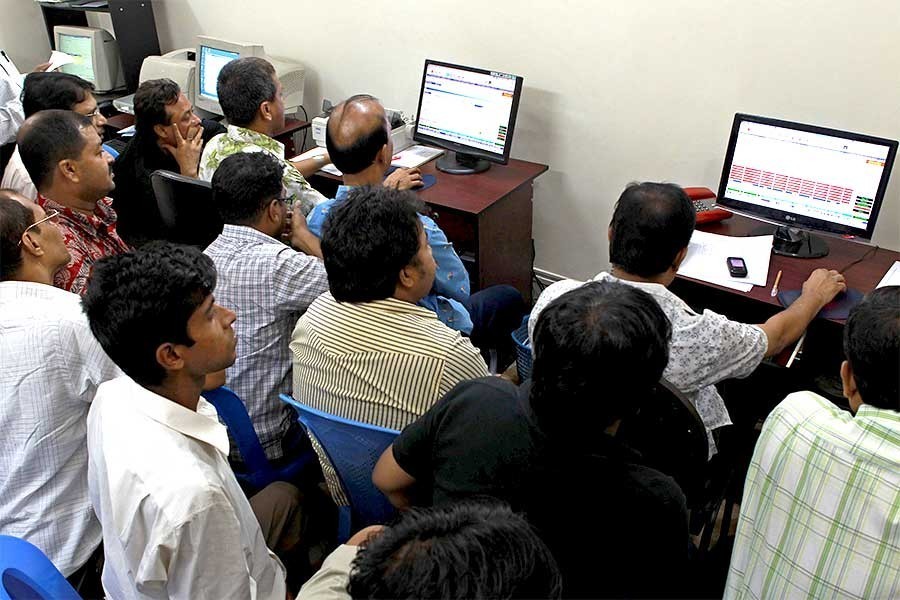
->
[683,187,732,225]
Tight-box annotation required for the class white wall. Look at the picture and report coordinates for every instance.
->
[8,0,900,278]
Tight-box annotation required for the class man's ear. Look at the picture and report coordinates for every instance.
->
[840,360,862,412]
[397,263,416,290]
[672,246,689,270]
[155,342,185,375]
[376,143,391,167]
[259,100,273,123]
[153,123,170,141]
[266,199,282,224]
[58,158,80,185]
[607,226,613,242]
[18,231,46,258]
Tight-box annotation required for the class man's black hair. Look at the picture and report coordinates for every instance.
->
[348,501,562,599]
[82,241,217,387]
[211,152,284,225]
[21,72,95,117]
[216,57,276,127]
[133,78,181,142]
[0,196,36,280]
[18,110,93,192]
[321,185,423,303]
[609,182,696,278]
[325,94,389,175]
[843,286,900,410]
[530,280,671,434]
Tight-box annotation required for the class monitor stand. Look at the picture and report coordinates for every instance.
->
[750,224,829,258]
[436,151,491,175]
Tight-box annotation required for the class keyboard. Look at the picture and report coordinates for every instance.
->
[683,186,732,225]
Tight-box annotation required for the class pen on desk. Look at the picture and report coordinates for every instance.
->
[770,270,783,297]
[786,332,806,368]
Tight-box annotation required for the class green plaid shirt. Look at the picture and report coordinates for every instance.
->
[726,391,900,599]
[199,125,325,215]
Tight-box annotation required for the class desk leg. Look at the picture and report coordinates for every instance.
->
[476,183,534,304]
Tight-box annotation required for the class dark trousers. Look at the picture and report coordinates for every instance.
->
[464,285,527,368]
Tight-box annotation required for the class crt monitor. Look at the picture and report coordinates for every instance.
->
[54,26,124,93]
[413,59,523,175]
[716,113,897,258]
[195,36,265,116]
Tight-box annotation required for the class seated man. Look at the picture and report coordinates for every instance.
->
[3,72,111,200]
[200,57,329,215]
[111,78,226,246]
[205,152,328,465]
[82,242,301,599]
[18,109,129,294]
[290,184,488,428]
[308,94,524,353]
[530,182,846,455]
[0,54,50,145]
[726,286,899,600]
[373,281,690,598]
[298,501,562,600]
[0,192,120,589]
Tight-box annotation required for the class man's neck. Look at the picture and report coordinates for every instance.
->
[5,266,55,287]
[610,266,674,287]
[342,165,384,188]
[243,120,272,138]
[42,188,98,216]
[239,219,278,240]
[147,374,204,412]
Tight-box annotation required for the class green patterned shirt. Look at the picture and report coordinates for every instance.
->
[199,125,325,215]
[726,391,900,599]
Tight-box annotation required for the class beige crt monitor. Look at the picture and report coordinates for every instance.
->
[54,26,125,93]
[194,35,305,117]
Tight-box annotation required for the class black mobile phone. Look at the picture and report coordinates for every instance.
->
[727,256,748,277]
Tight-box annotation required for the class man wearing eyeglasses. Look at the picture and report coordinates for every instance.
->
[18,109,129,295]
[0,190,121,594]
[2,72,112,200]
[203,151,328,470]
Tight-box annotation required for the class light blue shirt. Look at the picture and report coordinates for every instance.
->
[307,185,473,333]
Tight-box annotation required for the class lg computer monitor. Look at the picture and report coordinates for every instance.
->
[413,59,523,175]
[716,113,897,258]
[54,26,124,93]
[194,36,265,116]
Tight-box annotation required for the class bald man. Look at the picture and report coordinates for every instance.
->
[307,95,525,367]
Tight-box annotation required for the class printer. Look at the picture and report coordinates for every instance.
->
[311,108,415,153]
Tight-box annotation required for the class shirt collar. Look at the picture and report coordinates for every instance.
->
[37,194,118,230]
[594,271,696,315]
[334,185,353,201]
[123,377,230,454]
[330,293,438,319]
[225,124,284,157]
[219,223,279,245]
[856,404,900,429]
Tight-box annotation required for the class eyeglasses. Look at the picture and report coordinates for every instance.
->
[82,108,102,120]
[18,210,60,247]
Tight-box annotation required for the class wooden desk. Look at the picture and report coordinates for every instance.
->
[671,215,899,377]
[310,157,548,303]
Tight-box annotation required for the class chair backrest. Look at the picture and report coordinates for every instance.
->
[615,379,709,504]
[202,386,273,487]
[280,395,398,529]
[150,169,222,249]
[0,536,81,600]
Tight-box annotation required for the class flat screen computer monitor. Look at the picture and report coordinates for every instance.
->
[194,36,265,116]
[413,59,523,175]
[716,113,897,258]
[54,26,124,93]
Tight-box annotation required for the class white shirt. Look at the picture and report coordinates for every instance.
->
[530,272,768,456]
[297,545,358,600]
[0,281,120,575]
[0,51,24,145]
[87,376,287,599]
[1,146,37,200]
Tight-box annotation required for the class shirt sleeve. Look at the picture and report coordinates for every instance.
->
[528,279,585,344]
[272,248,329,315]
[297,545,358,600]
[420,214,470,303]
[138,499,286,600]
[59,316,122,404]
[440,335,489,397]
[0,75,24,146]
[665,309,768,392]
[306,200,334,239]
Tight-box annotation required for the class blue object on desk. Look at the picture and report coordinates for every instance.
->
[384,166,437,192]
[777,288,864,320]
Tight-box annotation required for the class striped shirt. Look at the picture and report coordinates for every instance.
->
[204,224,328,462]
[290,293,489,430]
[725,391,900,600]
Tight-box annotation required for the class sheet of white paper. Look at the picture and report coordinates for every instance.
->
[678,230,773,291]
[876,261,900,289]
[391,145,444,169]
[47,51,75,72]
[290,147,343,176]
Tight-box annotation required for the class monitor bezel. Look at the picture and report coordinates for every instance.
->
[413,59,523,166]
[716,113,898,241]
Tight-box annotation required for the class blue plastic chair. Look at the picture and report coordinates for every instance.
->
[511,315,532,381]
[280,394,399,543]
[203,386,315,494]
[0,536,81,600]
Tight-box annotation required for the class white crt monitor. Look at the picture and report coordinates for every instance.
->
[194,36,305,117]
[54,25,124,93]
